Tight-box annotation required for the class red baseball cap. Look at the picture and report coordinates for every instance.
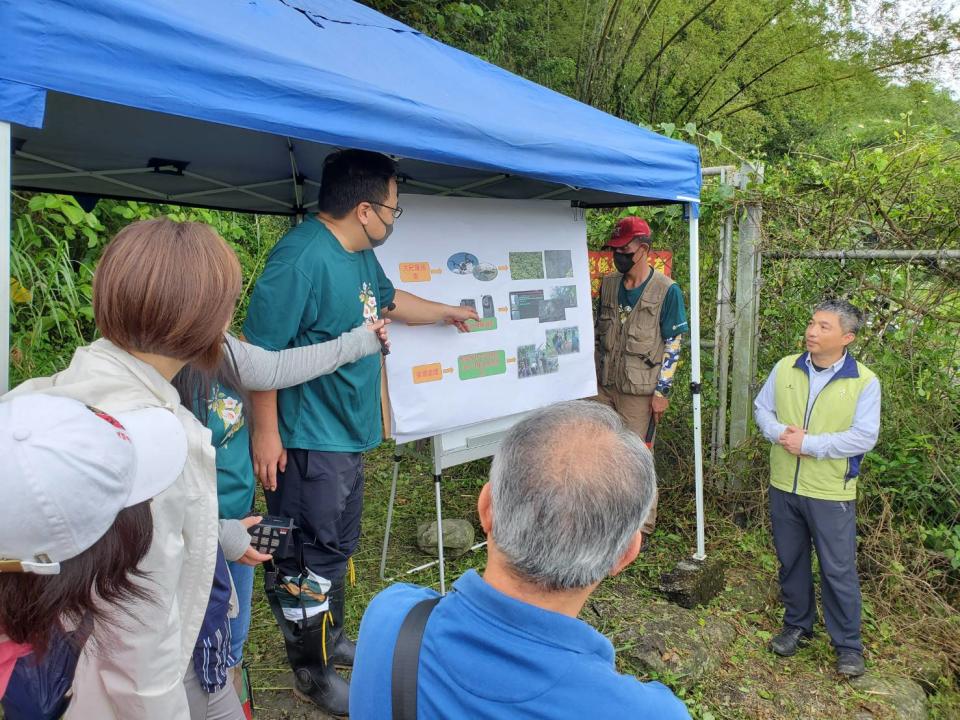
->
[606,217,651,248]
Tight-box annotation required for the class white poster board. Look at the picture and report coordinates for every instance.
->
[376,195,596,443]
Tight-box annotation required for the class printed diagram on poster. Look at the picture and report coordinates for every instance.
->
[375,195,597,442]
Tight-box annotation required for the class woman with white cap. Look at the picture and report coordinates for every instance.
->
[0,393,187,712]
[4,216,389,719]
[5,218,245,719]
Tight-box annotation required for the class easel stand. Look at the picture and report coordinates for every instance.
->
[379,416,526,594]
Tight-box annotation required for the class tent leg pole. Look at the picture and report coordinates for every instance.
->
[1,121,11,395]
[688,206,706,561]
[434,473,446,595]
[380,449,403,581]
[431,437,447,595]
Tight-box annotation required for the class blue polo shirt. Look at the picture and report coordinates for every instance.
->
[350,570,690,719]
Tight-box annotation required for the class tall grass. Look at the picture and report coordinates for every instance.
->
[10,212,96,382]
[8,193,286,385]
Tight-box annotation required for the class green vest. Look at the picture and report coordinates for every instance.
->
[770,353,876,501]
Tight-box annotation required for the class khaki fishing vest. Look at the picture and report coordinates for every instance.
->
[595,269,673,395]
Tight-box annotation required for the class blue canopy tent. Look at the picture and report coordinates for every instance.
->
[0,0,706,560]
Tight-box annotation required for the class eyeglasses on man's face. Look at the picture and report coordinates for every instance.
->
[367,201,403,219]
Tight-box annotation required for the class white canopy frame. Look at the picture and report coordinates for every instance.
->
[686,203,706,560]
[13,144,583,213]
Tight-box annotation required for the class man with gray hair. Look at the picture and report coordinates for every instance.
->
[754,299,880,678]
[349,400,690,719]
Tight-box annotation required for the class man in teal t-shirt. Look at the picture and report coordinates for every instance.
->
[242,150,477,715]
[244,215,395,453]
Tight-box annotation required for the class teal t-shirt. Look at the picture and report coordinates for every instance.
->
[618,268,689,338]
[242,216,395,452]
[199,384,254,520]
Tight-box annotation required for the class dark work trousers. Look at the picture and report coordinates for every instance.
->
[266,449,365,586]
[769,485,862,654]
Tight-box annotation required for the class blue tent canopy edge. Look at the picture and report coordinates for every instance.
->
[0,0,700,214]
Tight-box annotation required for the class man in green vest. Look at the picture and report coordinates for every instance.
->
[754,299,880,678]
[593,217,689,539]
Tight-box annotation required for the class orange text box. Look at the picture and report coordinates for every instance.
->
[399,262,432,282]
[412,362,444,384]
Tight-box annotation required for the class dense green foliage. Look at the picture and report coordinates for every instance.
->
[753,123,960,579]
[369,0,960,158]
[8,194,288,380]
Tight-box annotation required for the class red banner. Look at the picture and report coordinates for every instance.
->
[588,251,673,298]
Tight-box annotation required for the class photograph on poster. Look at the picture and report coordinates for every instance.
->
[550,285,578,308]
[538,298,566,323]
[509,289,544,320]
[473,263,498,281]
[517,343,559,378]
[509,251,545,279]
[545,249,574,279]
[481,295,495,318]
[448,252,479,274]
[460,293,498,331]
[546,327,580,355]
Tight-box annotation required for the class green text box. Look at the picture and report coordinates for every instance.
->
[466,317,498,333]
[458,350,506,380]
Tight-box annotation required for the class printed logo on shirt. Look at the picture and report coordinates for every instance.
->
[359,282,378,322]
[208,387,245,447]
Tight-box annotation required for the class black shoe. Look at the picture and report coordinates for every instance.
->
[836,651,865,677]
[769,626,813,657]
[283,614,350,717]
[328,580,356,668]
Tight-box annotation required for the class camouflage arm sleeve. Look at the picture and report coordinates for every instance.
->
[655,335,682,397]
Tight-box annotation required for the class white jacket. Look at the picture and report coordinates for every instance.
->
[6,339,218,719]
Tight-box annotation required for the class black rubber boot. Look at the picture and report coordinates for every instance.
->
[328,580,357,668]
[283,612,350,717]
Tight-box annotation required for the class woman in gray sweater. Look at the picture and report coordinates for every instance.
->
[181,321,389,720]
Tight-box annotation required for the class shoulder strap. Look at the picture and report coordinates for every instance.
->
[391,596,442,720]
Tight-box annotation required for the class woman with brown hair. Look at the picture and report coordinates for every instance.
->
[0,394,186,717]
[6,217,389,719]
[6,217,250,719]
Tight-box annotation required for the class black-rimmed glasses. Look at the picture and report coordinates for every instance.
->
[367,201,403,219]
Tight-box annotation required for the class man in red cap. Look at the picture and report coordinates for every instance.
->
[593,216,689,540]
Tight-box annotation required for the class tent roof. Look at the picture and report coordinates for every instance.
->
[0,0,701,214]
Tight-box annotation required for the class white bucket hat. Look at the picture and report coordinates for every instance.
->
[0,394,187,574]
